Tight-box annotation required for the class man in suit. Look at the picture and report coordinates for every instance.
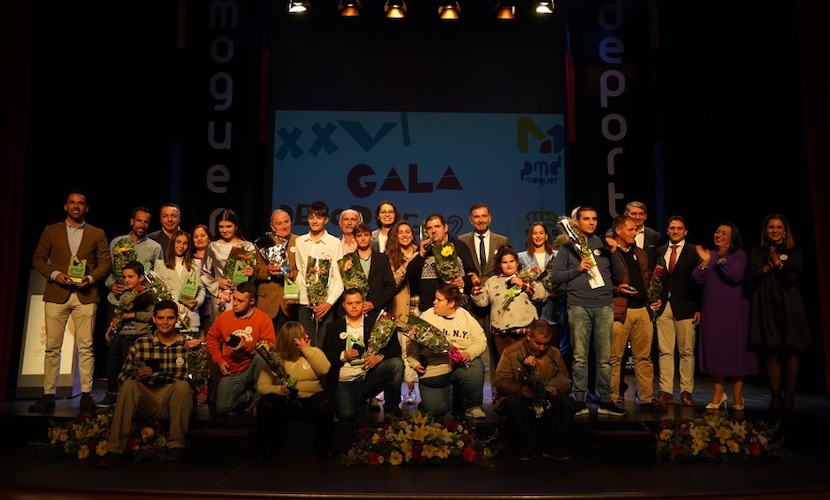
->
[348,222,396,320]
[624,201,661,269]
[254,209,299,334]
[147,203,181,254]
[322,288,403,421]
[459,203,510,390]
[29,189,112,414]
[653,216,701,407]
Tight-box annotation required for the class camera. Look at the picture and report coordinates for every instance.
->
[226,334,242,348]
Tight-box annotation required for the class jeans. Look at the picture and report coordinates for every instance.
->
[334,357,404,421]
[568,304,614,402]
[107,334,140,393]
[419,357,485,416]
[215,355,265,414]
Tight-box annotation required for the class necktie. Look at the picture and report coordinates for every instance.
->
[668,244,679,273]
[479,235,487,269]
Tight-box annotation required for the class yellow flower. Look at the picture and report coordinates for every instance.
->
[726,440,740,453]
[422,444,437,458]
[411,425,429,442]
[691,438,706,455]
[388,451,403,465]
[141,427,155,440]
[371,433,381,444]
[412,412,429,426]
[716,426,733,443]
[400,441,413,461]
[78,445,90,459]
[436,446,451,459]
[441,245,454,258]
[157,436,167,447]
[96,441,108,456]
[659,429,673,441]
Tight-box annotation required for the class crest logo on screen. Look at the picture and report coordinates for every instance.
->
[517,117,563,186]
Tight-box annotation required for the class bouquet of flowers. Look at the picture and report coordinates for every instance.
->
[556,215,603,286]
[519,350,551,418]
[338,252,370,298]
[653,411,790,463]
[403,315,466,366]
[223,243,256,286]
[341,410,497,467]
[646,256,667,311]
[255,340,299,401]
[105,271,178,340]
[431,241,463,284]
[186,337,210,404]
[351,311,397,371]
[502,284,522,310]
[30,407,170,461]
[111,237,137,284]
[540,257,556,295]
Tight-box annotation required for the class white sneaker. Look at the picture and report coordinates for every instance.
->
[465,407,487,419]
[404,389,416,404]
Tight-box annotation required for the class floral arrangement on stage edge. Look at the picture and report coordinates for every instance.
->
[30,407,170,461]
[652,411,790,463]
[341,410,498,467]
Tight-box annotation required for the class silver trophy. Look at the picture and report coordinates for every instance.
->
[556,216,584,252]
[255,232,288,271]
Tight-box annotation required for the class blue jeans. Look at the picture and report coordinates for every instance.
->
[334,357,404,421]
[215,355,265,414]
[107,334,140,393]
[568,304,614,402]
[419,357,485,416]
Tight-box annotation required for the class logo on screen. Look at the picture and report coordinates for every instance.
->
[517,117,563,186]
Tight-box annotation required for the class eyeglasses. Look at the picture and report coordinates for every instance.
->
[379,210,395,215]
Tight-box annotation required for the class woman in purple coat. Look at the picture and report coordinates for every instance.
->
[692,222,758,411]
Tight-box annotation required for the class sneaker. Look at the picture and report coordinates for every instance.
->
[79,392,96,415]
[542,448,571,461]
[404,388,416,404]
[574,402,589,416]
[97,452,121,468]
[166,447,185,462]
[597,401,626,416]
[28,394,56,413]
[465,407,487,419]
[97,392,118,407]
[517,448,534,462]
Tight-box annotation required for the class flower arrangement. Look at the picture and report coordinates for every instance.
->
[111,237,137,284]
[186,338,210,404]
[341,410,497,467]
[223,243,256,286]
[305,256,332,307]
[556,216,601,282]
[431,241,462,284]
[105,271,177,340]
[255,340,298,399]
[540,258,557,295]
[501,285,522,310]
[646,256,666,310]
[338,252,370,298]
[403,314,466,366]
[30,408,170,461]
[518,351,551,418]
[653,411,790,463]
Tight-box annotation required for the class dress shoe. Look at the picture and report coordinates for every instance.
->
[166,447,185,462]
[655,391,674,406]
[680,391,695,406]
[705,393,727,410]
[641,400,668,412]
[79,392,96,415]
[28,394,56,413]
[96,452,122,468]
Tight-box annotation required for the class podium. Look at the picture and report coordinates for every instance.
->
[16,270,81,399]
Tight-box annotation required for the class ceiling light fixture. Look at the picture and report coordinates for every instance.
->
[288,0,310,14]
[339,1,362,17]
[495,1,515,20]
[438,2,461,20]
[535,1,554,15]
[384,1,407,19]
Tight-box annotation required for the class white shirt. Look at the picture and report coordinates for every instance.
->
[295,230,344,306]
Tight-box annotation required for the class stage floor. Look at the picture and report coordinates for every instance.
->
[2,376,829,500]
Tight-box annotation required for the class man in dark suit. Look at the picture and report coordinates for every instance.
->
[653,216,701,407]
[254,209,299,334]
[322,288,403,421]
[29,189,112,414]
[624,201,661,269]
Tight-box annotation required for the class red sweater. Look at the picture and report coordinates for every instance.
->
[206,307,276,375]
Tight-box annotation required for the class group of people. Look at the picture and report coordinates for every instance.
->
[27,189,812,465]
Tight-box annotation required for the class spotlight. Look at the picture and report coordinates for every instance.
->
[339,0,362,17]
[384,1,407,19]
[438,1,460,20]
[288,0,310,14]
[495,1,515,20]
[535,1,554,15]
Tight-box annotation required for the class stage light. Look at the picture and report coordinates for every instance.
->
[438,1,461,20]
[288,0,310,14]
[339,1,362,17]
[384,1,407,19]
[495,1,515,20]
[535,1,554,15]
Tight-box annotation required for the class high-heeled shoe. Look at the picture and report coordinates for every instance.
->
[705,393,727,410]
[732,398,745,411]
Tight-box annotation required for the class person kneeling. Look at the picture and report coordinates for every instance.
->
[494,319,576,462]
[98,300,205,467]
[322,288,403,421]
[255,321,333,458]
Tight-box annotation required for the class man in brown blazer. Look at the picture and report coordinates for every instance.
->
[29,190,112,414]
[254,209,299,334]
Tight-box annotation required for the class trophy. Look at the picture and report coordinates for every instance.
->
[254,232,298,299]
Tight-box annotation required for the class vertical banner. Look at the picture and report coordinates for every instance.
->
[273,111,566,245]
[568,0,655,223]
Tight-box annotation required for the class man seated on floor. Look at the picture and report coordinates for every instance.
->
[206,281,277,414]
[98,300,205,467]
[494,319,576,462]
[322,288,404,421]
